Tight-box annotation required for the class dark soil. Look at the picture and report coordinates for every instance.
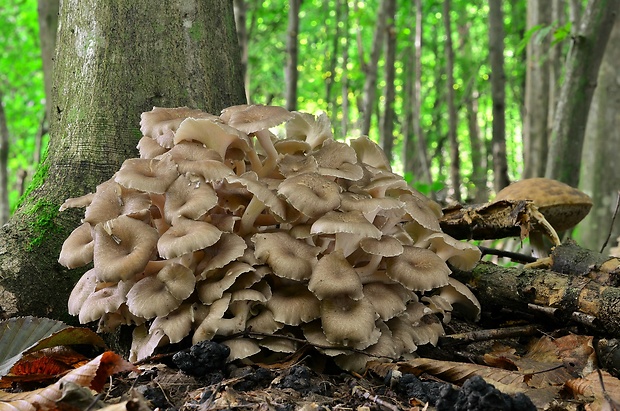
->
[105,339,536,411]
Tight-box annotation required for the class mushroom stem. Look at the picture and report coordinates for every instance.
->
[354,254,383,278]
[239,195,266,236]
[254,129,279,178]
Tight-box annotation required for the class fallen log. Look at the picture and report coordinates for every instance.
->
[451,243,620,337]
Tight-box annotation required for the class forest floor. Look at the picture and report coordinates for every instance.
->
[99,317,554,411]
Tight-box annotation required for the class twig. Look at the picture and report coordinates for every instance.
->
[478,245,537,264]
[352,386,402,411]
[600,190,620,253]
[439,325,540,346]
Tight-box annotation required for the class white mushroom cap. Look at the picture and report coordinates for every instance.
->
[320,296,380,349]
[68,268,98,316]
[266,284,320,326]
[59,222,94,269]
[79,280,133,324]
[126,262,195,319]
[164,174,218,223]
[157,217,222,259]
[437,278,481,322]
[425,232,482,270]
[140,106,217,148]
[197,262,255,304]
[277,172,341,219]
[385,245,451,292]
[196,233,247,277]
[93,215,159,282]
[150,302,208,344]
[285,111,333,150]
[313,140,363,180]
[252,232,320,281]
[114,157,179,194]
[309,250,363,300]
[363,282,413,321]
[349,136,391,171]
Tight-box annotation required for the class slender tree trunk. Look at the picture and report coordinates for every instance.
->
[547,0,564,129]
[523,0,551,178]
[466,90,488,203]
[570,0,583,34]
[443,0,461,202]
[341,0,350,137]
[326,0,342,125]
[361,0,389,136]
[545,0,620,186]
[0,0,246,322]
[488,0,510,192]
[0,91,8,224]
[35,0,60,167]
[413,0,432,191]
[577,18,620,253]
[37,0,60,125]
[233,0,250,103]
[380,0,396,164]
[285,0,300,111]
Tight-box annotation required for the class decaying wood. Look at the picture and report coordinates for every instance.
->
[452,242,620,337]
[439,200,563,241]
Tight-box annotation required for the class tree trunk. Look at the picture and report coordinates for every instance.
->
[380,0,396,164]
[0,91,8,224]
[326,0,342,128]
[577,18,620,254]
[523,0,551,179]
[285,0,300,111]
[465,90,488,203]
[233,0,250,103]
[360,0,388,136]
[0,0,246,322]
[37,0,60,126]
[547,0,564,131]
[413,0,432,191]
[340,0,350,137]
[488,0,510,193]
[443,0,461,202]
[545,0,620,186]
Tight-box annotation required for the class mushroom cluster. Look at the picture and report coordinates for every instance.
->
[59,105,481,371]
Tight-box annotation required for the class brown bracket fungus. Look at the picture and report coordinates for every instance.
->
[59,104,483,372]
[494,177,593,255]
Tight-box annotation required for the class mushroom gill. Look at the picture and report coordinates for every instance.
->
[59,104,481,371]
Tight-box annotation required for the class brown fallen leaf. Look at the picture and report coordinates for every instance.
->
[0,352,135,411]
[565,370,620,411]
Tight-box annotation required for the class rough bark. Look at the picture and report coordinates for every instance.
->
[453,246,620,338]
[360,0,388,136]
[285,0,300,111]
[577,18,620,254]
[443,0,461,202]
[488,0,510,193]
[0,0,246,322]
[523,0,551,179]
[380,0,396,164]
[545,0,620,186]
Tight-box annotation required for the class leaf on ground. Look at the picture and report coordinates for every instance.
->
[565,370,620,411]
[484,334,596,387]
[0,317,105,379]
[0,351,136,411]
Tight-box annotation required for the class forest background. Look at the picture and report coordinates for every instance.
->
[1,0,619,256]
